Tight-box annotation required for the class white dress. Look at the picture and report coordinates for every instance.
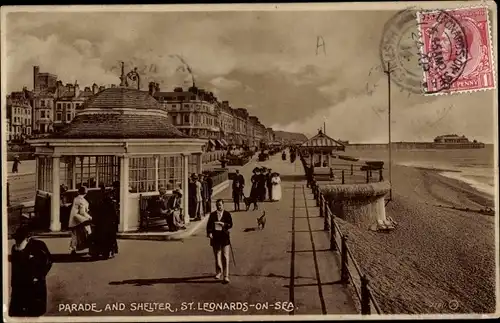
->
[271,177,282,201]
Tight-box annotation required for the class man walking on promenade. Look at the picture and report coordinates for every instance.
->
[232,169,245,211]
[12,155,21,173]
[206,199,233,284]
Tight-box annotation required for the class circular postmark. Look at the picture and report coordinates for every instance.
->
[380,8,468,94]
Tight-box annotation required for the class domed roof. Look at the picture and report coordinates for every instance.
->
[50,87,188,139]
[84,87,161,110]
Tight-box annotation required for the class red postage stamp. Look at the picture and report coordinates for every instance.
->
[417,7,495,94]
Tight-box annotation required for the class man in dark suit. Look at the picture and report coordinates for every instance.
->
[232,169,245,211]
[266,168,273,201]
[206,199,233,284]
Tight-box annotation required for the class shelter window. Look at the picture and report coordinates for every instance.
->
[184,115,190,123]
[37,156,53,192]
[129,157,156,193]
[96,156,120,187]
[75,156,98,189]
[56,113,62,121]
[158,156,183,191]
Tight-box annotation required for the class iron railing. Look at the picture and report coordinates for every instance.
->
[310,181,383,315]
[210,170,229,187]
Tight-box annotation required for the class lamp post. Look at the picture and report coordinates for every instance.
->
[383,62,395,201]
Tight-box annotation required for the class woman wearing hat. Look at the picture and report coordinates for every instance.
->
[271,172,282,202]
[68,186,93,256]
[9,226,53,317]
[250,168,260,210]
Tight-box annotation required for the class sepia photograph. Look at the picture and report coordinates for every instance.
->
[1,2,498,321]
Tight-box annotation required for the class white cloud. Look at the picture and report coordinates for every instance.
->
[209,77,242,90]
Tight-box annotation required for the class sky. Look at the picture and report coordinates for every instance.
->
[4,8,496,143]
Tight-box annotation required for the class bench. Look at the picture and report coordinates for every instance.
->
[139,194,171,231]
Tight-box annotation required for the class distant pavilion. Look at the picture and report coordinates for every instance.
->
[28,71,206,232]
[300,130,346,167]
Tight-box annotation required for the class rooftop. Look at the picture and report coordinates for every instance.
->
[48,87,188,140]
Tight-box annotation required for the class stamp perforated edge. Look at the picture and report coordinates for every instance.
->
[416,5,497,96]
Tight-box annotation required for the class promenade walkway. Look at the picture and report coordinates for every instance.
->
[7,152,357,317]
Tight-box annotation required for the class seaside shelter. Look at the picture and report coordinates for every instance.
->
[300,129,345,167]
[27,84,206,233]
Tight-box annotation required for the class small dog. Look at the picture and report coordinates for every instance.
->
[257,211,267,230]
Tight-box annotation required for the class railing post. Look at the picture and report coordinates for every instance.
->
[330,212,336,251]
[341,235,349,284]
[351,164,354,175]
[361,275,371,315]
[315,186,320,207]
[365,170,369,183]
[7,181,11,207]
[323,198,329,231]
[379,169,383,182]
[342,170,345,184]
[319,195,324,217]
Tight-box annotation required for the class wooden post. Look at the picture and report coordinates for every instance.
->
[323,198,329,231]
[342,170,345,184]
[361,275,371,315]
[366,170,369,183]
[330,214,336,251]
[315,185,320,207]
[341,235,349,283]
[319,194,324,217]
[379,169,384,182]
[7,182,11,207]
[351,164,353,175]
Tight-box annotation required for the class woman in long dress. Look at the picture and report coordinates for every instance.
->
[9,226,52,317]
[68,186,93,256]
[271,173,282,202]
[250,168,260,210]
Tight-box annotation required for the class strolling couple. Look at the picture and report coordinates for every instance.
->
[68,186,118,259]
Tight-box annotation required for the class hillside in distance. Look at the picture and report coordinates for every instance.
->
[274,130,308,143]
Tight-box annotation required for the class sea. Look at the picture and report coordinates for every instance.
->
[344,145,497,197]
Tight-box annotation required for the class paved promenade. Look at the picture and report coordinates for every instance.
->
[7,153,357,317]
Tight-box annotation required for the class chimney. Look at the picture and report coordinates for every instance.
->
[99,85,105,92]
[74,81,80,97]
[56,81,64,98]
[148,81,156,96]
[155,82,160,92]
[92,83,98,94]
[33,66,40,92]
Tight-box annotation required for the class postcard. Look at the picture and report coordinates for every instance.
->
[1,1,498,322]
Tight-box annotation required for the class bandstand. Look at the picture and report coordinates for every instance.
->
[28,79,206,233]
[300,129,345,168]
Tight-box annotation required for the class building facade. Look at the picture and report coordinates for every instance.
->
[8,65,278,146]
[53,81,95,130]
[152,85,220,139]
[6,90,33,140]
